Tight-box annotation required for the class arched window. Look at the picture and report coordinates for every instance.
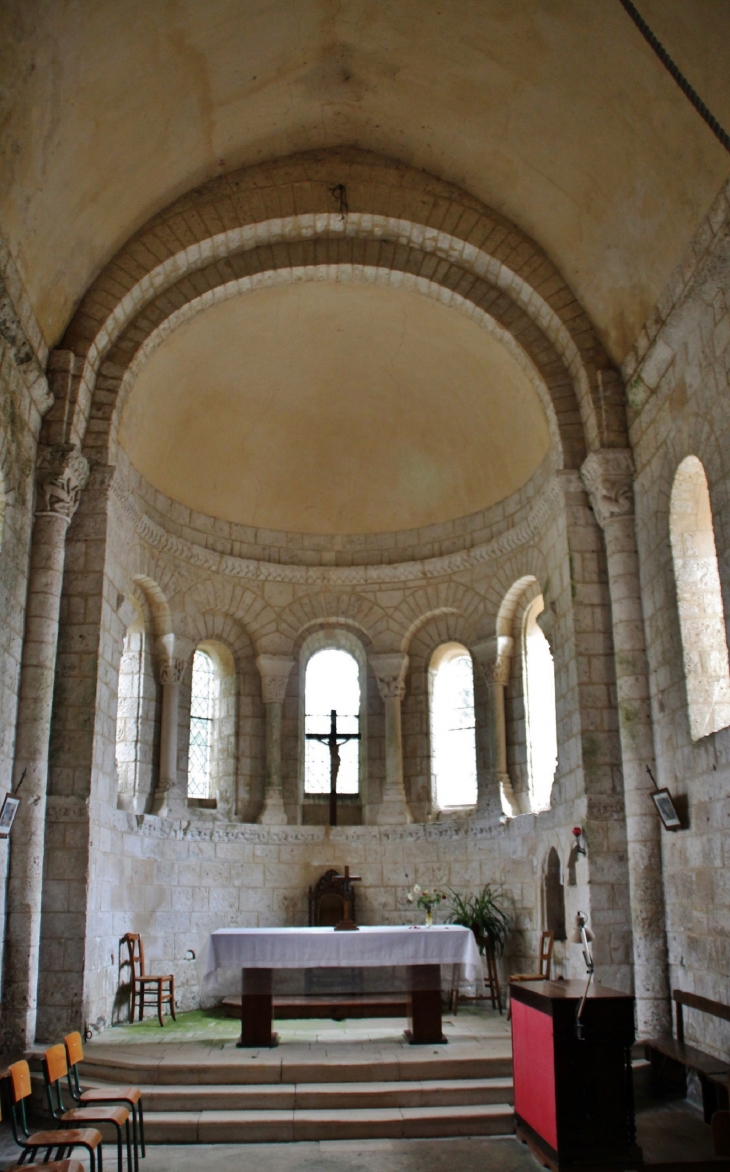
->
[188,649,216,799]
[115,604,157,814]
[429,642,477,809]
[523,595,557,812]
[304,649,360,794]
[670,455,730,741]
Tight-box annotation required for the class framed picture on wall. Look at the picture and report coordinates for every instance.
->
[0,793,20,837]
[652,788,682,831]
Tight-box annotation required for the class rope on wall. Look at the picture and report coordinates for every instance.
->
[618,0,730,155]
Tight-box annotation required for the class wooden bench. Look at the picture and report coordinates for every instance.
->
[644,990,730,1124]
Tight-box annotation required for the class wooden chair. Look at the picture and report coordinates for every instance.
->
[507,930,554,1019]
[308,869,355,927]
[64,1031,145,1171]
[1,1060,103,1172]
[122,932,176,1026]
[0,1096,85,1172]
[451,934,502,1014]
[43,1044,132,1172]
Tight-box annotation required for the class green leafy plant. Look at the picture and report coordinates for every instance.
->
[445,884,512,955]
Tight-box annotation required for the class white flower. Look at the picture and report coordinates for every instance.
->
[406,892,413,903]
[413,884,421,895]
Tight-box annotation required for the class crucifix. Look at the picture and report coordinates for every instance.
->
[332,865,361,932]
[305,708,361,827]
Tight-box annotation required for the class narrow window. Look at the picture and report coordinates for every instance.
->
[429,642,477,809]
[670,455,730,740]
[304,649,360,794]
[116,630,145,809]
[188,649,215,798]
[523,596,557,812]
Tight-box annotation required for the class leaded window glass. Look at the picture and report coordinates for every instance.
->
[188,649,214,798]
[304,649,360,795]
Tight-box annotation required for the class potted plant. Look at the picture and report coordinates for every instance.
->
[445,885,512,956]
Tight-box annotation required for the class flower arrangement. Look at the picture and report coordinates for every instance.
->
[407,883,446,927]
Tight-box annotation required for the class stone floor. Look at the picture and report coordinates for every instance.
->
[0,1009,720,1169]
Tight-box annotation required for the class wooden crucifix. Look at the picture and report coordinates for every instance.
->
[332,865,361,931]
[305,708,361,827]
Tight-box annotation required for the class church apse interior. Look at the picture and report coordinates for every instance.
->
[0,0,729,1159]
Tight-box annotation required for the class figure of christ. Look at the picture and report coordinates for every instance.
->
[305,708,361,826]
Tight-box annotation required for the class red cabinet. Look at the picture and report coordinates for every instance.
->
[510,979,640,1170]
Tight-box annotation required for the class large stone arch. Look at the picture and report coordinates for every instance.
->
[51,149,625,470]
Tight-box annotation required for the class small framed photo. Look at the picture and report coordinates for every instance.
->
[0,793,20,837]
[652,788,682,831]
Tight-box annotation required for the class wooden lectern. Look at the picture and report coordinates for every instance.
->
[510,979,641,1171]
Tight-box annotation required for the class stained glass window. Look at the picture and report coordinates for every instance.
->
[430,644,477,808]
[188,649,215,798]
[304,649,360,795]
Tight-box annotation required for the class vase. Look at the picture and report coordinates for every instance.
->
[426,909,432,928]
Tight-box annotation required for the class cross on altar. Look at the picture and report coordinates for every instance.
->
[305,708,361,827]
[331,865,361,931]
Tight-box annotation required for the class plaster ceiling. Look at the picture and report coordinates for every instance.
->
[118,281,551,534]
[2,1,730,362]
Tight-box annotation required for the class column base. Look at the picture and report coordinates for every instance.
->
[259,790,288,825]
[375,788,413,825]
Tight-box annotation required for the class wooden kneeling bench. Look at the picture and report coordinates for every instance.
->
[643,989,730,1125]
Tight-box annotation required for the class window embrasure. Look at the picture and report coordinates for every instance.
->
[669,455,730,741]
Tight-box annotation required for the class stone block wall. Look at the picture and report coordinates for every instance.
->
[625,177,730,1060]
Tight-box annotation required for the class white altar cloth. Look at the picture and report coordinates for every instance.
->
[199,925,483,995]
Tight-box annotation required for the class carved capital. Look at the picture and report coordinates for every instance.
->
[256,654,295,704]
[369,652,409,701]
[159,658,187,686]
[35,443,89,521]
[580,450,635,528]
[472,636,514,685]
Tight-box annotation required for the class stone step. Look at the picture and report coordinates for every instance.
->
[79,1047,512,1085]
[139,1075,514,1112]
[143,1102,515,1143]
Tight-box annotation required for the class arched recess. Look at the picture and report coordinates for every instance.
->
[669,455,730,741]
[295,628,370,826]
[403,610,487,822]
[544,847,567,943]
[115,593,159,814]
[178,605,265,822]
[55,150,624,475]
[497,576,558,815]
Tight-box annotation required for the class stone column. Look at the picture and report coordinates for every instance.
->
[151,652,187,818]
[256,655,294,825]
[473,637,518,817]
[369,653,412,825]
[581,449,670,1036]
[3,443,89,1051]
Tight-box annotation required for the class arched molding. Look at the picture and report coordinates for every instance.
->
[56,150,622,466]
[496,575,540,639]
[277,591,389,652]
[395,583,487,653]
[131,574,172,639]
